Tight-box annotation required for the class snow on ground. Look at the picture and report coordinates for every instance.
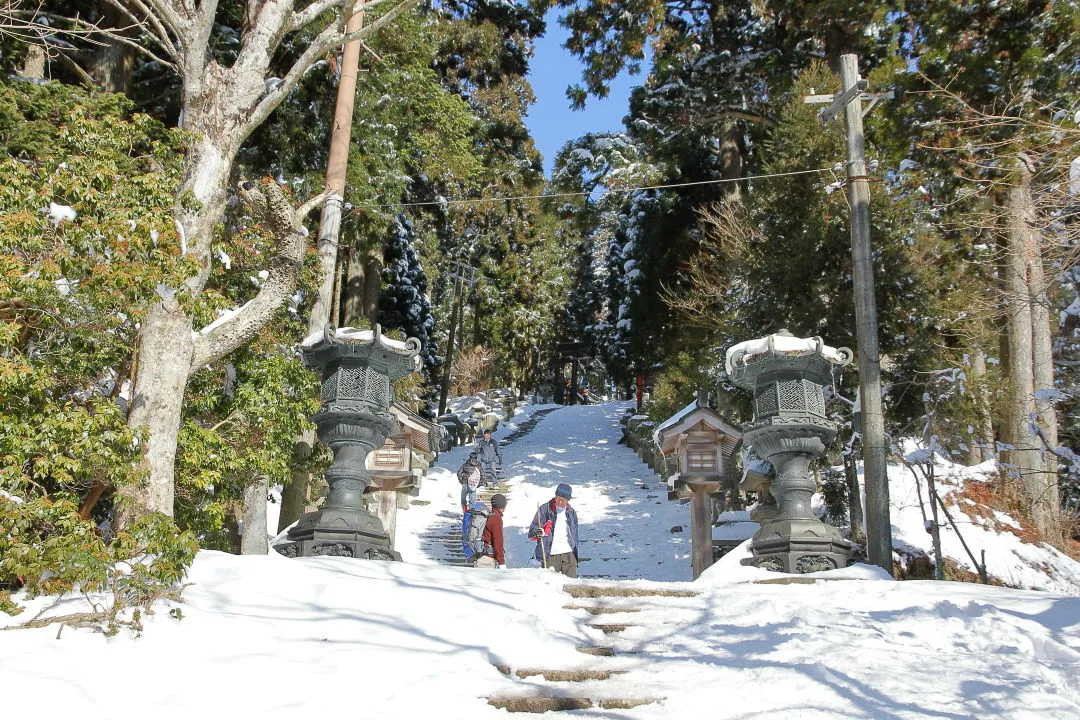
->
[4,401,1080,719]
[3,545,1079,718]
[879,438,1080,595]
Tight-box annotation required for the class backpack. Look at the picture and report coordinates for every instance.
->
[458,460,479,485]
[462,503,490,559]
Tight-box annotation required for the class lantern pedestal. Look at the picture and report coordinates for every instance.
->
[741,419,852,573]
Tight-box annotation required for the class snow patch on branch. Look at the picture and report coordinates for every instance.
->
[175,219,187,256]
[48,202,76,225]
[194,301,254,337]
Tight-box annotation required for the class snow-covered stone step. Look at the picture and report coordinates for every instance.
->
[562,605,642,615]
[486,695,658,712]
[574,645,640,656]
[493,665,626,681]
[586,622,634,634]
[562,584,699,599]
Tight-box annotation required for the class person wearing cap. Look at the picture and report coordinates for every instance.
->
[475,493,508,569]
[528,483,579,577]
[458,451,482,512]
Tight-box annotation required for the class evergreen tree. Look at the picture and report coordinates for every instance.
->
[378,215,438,374]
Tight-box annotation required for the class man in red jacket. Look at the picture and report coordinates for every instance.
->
[474,493,507,569]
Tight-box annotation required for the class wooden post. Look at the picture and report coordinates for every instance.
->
[569,357,580,406]
[687,478,721,579]
[839,54,892,575]
[924,466,945,580]
[311,6,364,329]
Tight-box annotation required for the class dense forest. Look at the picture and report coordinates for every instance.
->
[1,0,1078,607]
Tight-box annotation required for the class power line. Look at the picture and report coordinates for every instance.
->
[344,165,841,213]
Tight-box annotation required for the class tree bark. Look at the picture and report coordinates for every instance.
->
[118,298,194,527]
[88,5,133,93]
[363,249,383,322]
[121,181,325,523]
[19,44,47,79]
[966,350,995,465]
[113,0,414,523]
[342,245,369,325]
[1002,162,1058,537]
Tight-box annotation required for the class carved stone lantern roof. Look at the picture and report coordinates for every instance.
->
[300,324,422,377]
[725,329,852,391]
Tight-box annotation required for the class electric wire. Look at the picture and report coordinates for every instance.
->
[343,165,842,214]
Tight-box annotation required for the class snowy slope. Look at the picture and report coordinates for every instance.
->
[881,438,1080,594]
[397,401,697,579]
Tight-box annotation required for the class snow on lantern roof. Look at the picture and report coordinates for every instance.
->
[724,330,851,378]
[302,324,414,351]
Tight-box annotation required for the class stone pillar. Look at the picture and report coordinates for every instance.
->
[240,476,269,555]
[375,490,397,548]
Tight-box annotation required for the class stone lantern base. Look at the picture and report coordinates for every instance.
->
[741,518,852,573]
[274,505,401,561]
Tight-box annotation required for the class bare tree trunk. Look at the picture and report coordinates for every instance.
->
[110,0,416,524]
[88,5,133,93]
[121,179,326,523]
[966,350,995,465]
[362,250,383,322]
[342,246,369,325]
[718,124,744,206]
[118,299,194,526]
[1027,203,1059,491]
[1003,162,1058,537]
[279,435,313,533]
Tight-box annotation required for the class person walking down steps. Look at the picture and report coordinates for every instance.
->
[474,494,508,569]
[458,451,482,513]
[476,429,502,485]
[528,483,579,578]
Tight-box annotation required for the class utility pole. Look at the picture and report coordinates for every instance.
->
[437,260,477,416]
[310,6,364,329]
[805,53,894,575]
[279,6,364,533]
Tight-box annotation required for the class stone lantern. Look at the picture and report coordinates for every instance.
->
[274,324,421,560]
[725,329,854,573]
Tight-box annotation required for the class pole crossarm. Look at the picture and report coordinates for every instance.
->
[446,260,478,286]
[804,82,894,123]
[804,79,867,122]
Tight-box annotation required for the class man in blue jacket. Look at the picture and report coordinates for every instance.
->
[528,483,579,577]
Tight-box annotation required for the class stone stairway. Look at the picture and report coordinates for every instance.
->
[423,406,560,567]
[485,582,703,713]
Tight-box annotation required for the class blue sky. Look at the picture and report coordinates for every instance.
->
[525,8,643,177]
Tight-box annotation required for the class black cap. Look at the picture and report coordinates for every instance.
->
[490,493,507,509]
